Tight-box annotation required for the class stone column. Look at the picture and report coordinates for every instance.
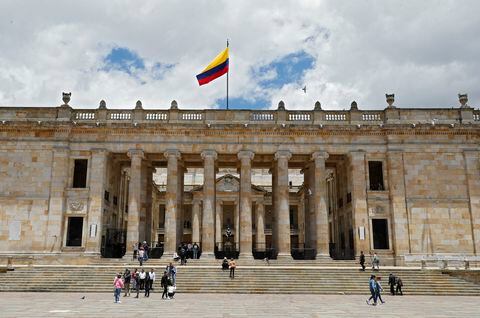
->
[274,150,292,258]
[201,150,217,257]
[144,166,154,244]
[45,146,70,253]
[387,151,411,264]
[126,149,144,255]
[349,151,370,257]
[464,150,480,255]
[176,163,185,245]
[215,200,223,249]
[164,149,181,257]
[256,200,266,252]
[297,198,305,249]
[192,198,201,244]
[238,150,255,258]
[138,162,149,242]
[234,200,240,249]
[85,148,108,254]
[312,151,330,258]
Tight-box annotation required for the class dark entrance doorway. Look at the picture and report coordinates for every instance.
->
[372,219,389,250]
[66,217,83,247]
[101,228,126,258]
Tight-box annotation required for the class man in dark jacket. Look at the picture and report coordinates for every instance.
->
[388,273,396,295]
[161,271,170,299]
[359,251,366,271]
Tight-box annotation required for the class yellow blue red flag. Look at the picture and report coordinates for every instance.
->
[196,48,229,86]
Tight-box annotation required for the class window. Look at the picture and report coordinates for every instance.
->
[104,191,110,202]
[368,161,384,191]
[72,159,88,188]
[66,217,83,247]
[372,219,389,249]
[346,192,352,203]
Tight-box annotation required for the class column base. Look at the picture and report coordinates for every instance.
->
[315,253,332,260]
[276,253,293,260]
[239,252,254,260]
[200,252,216,259]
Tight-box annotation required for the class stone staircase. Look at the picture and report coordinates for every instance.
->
[1,262,480,295]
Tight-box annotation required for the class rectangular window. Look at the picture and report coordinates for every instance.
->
[104,190,110,202]
[66,217,83,247]
[372,219,389,249]
[368,161,384,191]
[72,159,88,188]
[346,192,352,203]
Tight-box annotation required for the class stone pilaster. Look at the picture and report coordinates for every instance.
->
[349,151,370,257]
[86,148,108,254]
[201,150,217,257]
[274,150,292,258]
[45,146,70,253]
[256,200,266,252]
[164,149,181,256]
[387,151,410,264]
[238,150,255,258]
[464,150,480,255]
[312,151,330,258]
[192,198,201,244]
[215,200,223,249]
[126,149,144,255]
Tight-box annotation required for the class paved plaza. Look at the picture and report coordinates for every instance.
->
[0,292,479,317]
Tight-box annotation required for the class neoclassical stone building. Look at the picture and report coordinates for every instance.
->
[1,93,480,265]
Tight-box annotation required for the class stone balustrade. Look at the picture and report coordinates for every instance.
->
[0,104,478,126]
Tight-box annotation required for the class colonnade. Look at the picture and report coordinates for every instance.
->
[124,149,331,259]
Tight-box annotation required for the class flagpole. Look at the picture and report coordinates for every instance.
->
[226,39,229,110]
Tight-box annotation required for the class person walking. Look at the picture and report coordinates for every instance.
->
[229,258,236,279]
[123,268,131,297]
[138,248,145,266]
[132,268,138,297]
[161,271,170,300]
[375,276,385,304]
[222,257,229,271]
[133,243,138,261]
[359,251,366,271]
[388,273,396,296]
[396,277,404,295]
[366,275,377,306]
[148,268,156,291]
[113,273,124,304]
[166,262,177,285]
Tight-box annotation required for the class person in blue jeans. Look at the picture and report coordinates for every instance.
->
[366,275,377,305]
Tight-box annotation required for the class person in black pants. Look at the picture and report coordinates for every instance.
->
[388,273,396,295]
[144,274,151,297]
[161,271,170,299]
[359,251,366,271]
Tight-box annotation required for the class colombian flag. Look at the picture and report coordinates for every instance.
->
[196,48,229,86]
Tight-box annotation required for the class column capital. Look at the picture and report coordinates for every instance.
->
[311,151,329,161]
[237,150,255,161]
[91,148,108,154]
[274,150,292,161]
[201,149,218,160]
[164,149,181,160]
[127,149,144,159]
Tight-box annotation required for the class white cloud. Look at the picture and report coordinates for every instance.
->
[0,0,479,109]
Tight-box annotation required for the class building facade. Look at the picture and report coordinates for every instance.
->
[1,93,480,265]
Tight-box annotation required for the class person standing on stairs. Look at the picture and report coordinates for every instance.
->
[161,271,170,299]
[229,258,236,279]
[123,268,131,297]
[388,273,396,296]
[396,277,404,295]
[138,268,147,291]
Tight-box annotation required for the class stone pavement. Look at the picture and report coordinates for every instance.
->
[0,292,478,318]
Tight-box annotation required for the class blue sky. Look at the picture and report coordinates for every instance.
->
[1,1,479,109]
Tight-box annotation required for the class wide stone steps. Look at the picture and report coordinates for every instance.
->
[2,267,479,295]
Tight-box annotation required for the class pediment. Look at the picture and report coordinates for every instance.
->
[217,174,239,192]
